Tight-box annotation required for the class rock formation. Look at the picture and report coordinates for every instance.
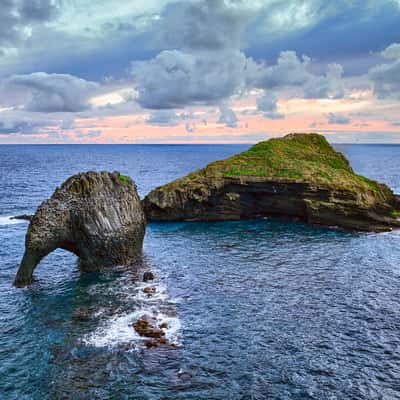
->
[14,171,146,287]
[11,214,33,221]
[143,133,400,232]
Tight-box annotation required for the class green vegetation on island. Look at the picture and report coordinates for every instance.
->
[159,133,390,203]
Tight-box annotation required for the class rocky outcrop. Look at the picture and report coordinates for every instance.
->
[143,133,400,232]
[11,214,33,221]
[134,315,165,338]
[14,171,146,287]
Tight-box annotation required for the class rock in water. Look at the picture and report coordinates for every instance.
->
[11,214,33,221]
[14,171,146,287]
[143,133,400,232]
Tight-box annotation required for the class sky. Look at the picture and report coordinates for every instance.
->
[0,0,400,144]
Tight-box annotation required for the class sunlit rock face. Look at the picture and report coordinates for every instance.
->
[14,171,146,287]
[143,133,400,232]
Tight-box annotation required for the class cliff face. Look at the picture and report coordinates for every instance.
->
[14,171,146,287]
[143,134,400,231]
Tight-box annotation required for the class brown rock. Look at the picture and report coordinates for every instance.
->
[145,340,159,348]
[134,316,165,338]
[143,287,156,295]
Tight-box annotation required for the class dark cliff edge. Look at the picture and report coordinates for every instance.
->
[14,171,146,287]
[143,133,400,232]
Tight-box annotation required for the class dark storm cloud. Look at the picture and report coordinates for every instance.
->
[2,73,98,112]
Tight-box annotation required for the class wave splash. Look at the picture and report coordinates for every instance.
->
[0,216,27,226]
[82,281,181,349]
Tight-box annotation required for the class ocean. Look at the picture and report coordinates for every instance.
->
[1,144,400,399]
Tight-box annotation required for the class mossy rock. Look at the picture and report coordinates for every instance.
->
[144,133,400,231]
[160,133,391,204]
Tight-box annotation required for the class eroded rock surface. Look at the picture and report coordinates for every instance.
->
[143,133,400,232]
[14,171,146,287]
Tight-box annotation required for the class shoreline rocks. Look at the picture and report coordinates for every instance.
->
[11,214,33,221]
[143,133,400,232]
[14,171,146,287]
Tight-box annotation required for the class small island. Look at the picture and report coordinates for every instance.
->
[144,133,400,231]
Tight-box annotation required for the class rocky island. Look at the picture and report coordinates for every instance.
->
[14,171,146,287]
[144,133,400,232]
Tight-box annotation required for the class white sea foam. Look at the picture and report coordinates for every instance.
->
[0,216,26,226]
[83,309,181,348]
[82,281,182,349]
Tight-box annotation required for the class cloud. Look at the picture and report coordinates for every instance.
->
[256,93,285,120]
[61,117,75,129]
[2,73,98,112]
[0,117,51,135]
[132,49,249,109]
[255,51,312,90]
[0,0,58,48]
[156,0,253,50]
[254,51,346,100]
[75,129,102,139]
[130,3,350,112]
[382,42,400,60]
[218,104,238,128]
[146,110,180,126]
[369,42,400,99]
[303,64,345,99]
[130,0,256,110]
[248,0,400,75]
[185,122,196,133]
[327,113,351,125]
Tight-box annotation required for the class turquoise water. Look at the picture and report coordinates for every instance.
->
[1,144,400,399]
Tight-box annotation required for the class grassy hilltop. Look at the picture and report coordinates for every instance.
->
[160,133,390,201]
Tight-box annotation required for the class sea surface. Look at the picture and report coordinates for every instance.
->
[1,144,400,400]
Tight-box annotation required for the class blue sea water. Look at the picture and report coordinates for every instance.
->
[1,144,400,400]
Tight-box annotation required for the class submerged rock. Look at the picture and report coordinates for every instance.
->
[143,133,400,232]
[143,287,156,295]
[143,271,155,282]
[14,171,146,287]
[145,337,168,348]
